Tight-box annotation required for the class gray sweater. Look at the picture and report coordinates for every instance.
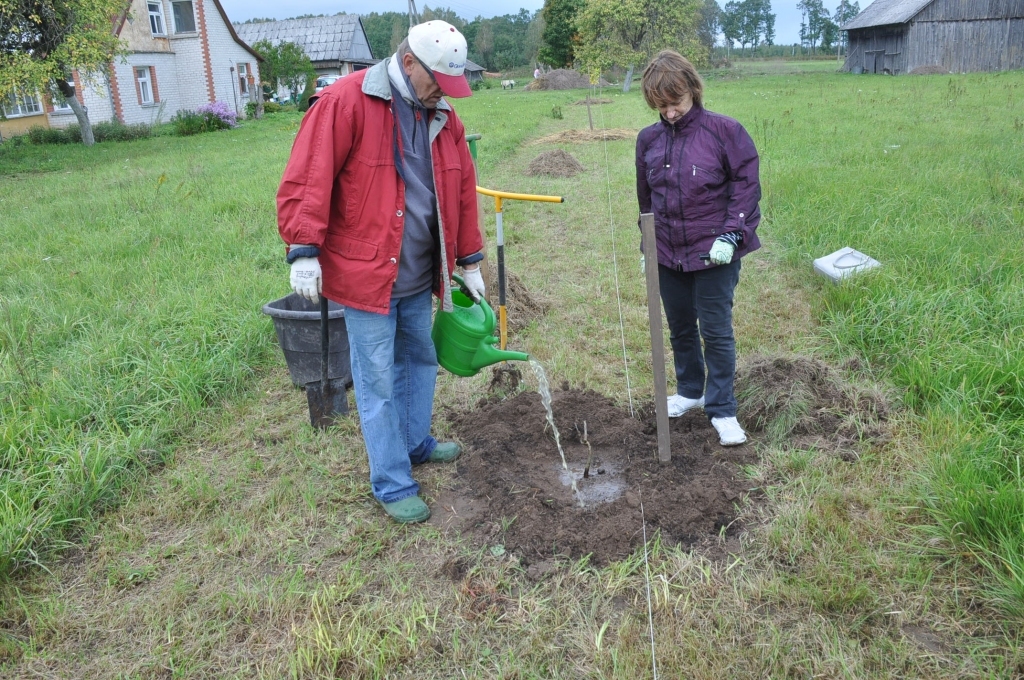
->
[388,56,438,299]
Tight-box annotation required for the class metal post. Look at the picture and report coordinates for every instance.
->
[640,213,671,463]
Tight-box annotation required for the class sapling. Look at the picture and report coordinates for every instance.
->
[581,421,595,478]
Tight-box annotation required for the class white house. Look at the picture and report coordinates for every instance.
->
[55,0,262,129]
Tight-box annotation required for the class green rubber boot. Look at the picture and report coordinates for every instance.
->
[429,442,462,463]
[379,495,430,523]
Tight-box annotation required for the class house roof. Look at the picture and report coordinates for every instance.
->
[233,15,374,64]
[464,59,485,73]
[841,0,935,30]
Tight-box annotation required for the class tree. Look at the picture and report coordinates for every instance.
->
[833,0,860,54]
[474,20,495,69]
[251,40,315,103]
[820,18,839,52]
[539,0,584,68]
[0,0,128,145]
[575,0,708,82]
[721,0,772,55]
[697,0,721,55]
[797,0,829,53]
[361,12,406,59]
[420,6,465,27]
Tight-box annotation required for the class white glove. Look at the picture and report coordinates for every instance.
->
[290,252,322,303]
[462,267,486,302]
[709,239,736,265]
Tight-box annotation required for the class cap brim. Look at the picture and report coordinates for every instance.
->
[433,71,472,98]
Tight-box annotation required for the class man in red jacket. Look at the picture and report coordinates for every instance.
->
[277,20,485,524]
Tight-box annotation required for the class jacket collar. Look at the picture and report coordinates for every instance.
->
[362,57,452,113]
[660,104,703,133]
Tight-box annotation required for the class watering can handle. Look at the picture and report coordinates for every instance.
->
[451,274,496,326]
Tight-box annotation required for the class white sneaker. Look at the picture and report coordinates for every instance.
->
[667,394,704,418]
[711,417,747,446]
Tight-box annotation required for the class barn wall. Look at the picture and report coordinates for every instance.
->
[907,17,1024,70]
[843,26,909,73]
[914,0,1024,22]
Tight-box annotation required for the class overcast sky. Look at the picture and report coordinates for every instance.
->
[220,0,859,52]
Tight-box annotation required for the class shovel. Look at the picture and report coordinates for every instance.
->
[305,296,348,429]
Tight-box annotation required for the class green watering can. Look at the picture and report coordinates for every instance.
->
[432,276,529,377]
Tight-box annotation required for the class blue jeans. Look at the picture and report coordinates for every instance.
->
[658,260,741,419]
[343,288,438,503]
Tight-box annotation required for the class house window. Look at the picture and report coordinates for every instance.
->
[0,90,43,118]
[136,67,154,104]
[148,2,166,35]
[172,1,196,33]
[238,63,249,97]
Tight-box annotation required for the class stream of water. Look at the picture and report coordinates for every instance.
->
[529,359,582,506]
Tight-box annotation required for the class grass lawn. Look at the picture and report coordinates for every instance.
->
[1,67,1023,677]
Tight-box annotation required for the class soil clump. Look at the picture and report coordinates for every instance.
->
[530,129,637,145]
[572,98,614,105]
[526,69,609,91]
[526,149,585,178]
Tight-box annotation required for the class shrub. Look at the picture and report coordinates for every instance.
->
[171,110,205,136]
[263,101,282,114]
[28,126,73,144]
[197,101,237,129]
[94,121,152,142]
[245,101,258,119]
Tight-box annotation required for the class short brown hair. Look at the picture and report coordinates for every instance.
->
[641,50,703,110]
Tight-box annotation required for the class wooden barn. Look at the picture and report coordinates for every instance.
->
[841,0,1024,74]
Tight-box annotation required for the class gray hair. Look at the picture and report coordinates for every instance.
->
[397,38,411,59]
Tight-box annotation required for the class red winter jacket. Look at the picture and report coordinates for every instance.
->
[276,60,482,314]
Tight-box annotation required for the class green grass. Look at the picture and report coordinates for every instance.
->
[2,71,1024,676]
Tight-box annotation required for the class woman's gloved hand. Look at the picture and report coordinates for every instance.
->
[462,266,486,302]
[290,250,322,303]
[709,238,736,265]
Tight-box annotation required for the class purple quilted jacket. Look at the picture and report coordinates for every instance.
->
[636,105,761,272]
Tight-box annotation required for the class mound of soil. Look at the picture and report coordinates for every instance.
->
[909,65,948,75]
[530,129,637,145]
[434,355,891,567]
[526,69,610,91]
[526,149,585,178]
[483,269,549,333]
[437,388,759,567]
[736,355,890,456]
[572,98,614,105]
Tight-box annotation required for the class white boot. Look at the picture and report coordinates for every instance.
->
[711,416,747,446]
[667,394,704,418]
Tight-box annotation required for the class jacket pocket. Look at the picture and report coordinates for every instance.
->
[326,234,378,261]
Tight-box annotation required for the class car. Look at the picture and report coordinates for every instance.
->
[315,75,340,93]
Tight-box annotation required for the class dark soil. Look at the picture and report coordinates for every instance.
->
[434,355,891,568]
[482,269,549,334]
[526,149,585,178]
[572,98,614,105]
[437,387,760,567]
[908,65,948,75]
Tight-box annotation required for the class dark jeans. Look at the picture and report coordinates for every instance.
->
[658,260,741,419]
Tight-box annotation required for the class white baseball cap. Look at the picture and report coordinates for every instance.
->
[408,20,473,99]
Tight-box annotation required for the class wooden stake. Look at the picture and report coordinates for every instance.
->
[640,213,671,463]
[586,89,594,131]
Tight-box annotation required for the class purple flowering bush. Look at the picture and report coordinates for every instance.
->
[197,101,238,129]
[171,102,237,136]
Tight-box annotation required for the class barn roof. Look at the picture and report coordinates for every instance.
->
[233,15,373,64]
[464,59,485,73]
[841,0,935,29]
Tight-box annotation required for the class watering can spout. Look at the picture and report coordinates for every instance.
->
[475,337,529,370]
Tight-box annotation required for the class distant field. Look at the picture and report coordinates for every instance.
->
[1,69,1023,676]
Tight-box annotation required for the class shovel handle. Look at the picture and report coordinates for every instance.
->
[320,296,329,387]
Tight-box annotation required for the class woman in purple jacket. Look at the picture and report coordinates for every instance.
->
[636,50,761,446]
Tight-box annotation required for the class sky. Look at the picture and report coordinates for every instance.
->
[220,0,860,51]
